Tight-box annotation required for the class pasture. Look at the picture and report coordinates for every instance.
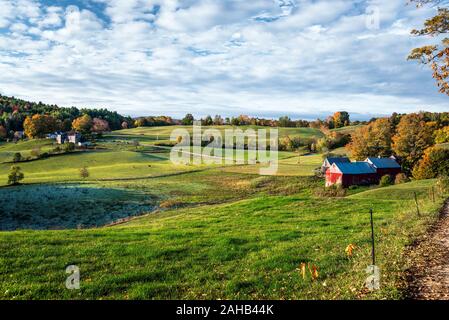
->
[0,179,444,299]
[0,125,447,300]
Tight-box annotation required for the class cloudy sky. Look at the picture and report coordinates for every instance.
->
[0,0,447,119]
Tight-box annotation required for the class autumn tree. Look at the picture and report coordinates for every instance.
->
[134,118,147,127]
[72,114,93,133]
[412,146,449,179]
[435,125,449,143]
[0,125,7,140]
[408,0,449,95]
[23,114,57,139]
[60,119,73,132]
[333,111,350,128]
[91,118,110,133]
[347,118,394,160]
[392,113,435,172]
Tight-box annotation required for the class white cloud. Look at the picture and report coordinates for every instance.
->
[0,0,447,119]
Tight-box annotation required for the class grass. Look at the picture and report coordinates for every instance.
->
[0,184,156,230]
[108,125,324,146]
[0,150,207,186]
[0,139,55,163]
[0,178,445,300]
[223,154,323,176]
[437,143,449,149]
[1,127,446,300]
[330,125,364,134]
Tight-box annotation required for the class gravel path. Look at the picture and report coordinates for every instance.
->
[406,200,449,300]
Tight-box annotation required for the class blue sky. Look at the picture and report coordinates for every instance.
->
[0,0,447,119]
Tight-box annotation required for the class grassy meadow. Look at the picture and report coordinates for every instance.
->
[0,125,447,300]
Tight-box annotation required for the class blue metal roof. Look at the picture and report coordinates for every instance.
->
[334,162,377,174]
[366,157,401,169]
[326,157,350,165]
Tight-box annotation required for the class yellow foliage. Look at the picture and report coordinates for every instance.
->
[345,244,356,258]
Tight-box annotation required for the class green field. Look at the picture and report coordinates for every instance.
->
[0,125,447,300]
[109,125,324,145]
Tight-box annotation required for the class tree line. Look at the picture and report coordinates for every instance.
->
[347,111,449,179]
[177,111,356,129]
[0,94,133,140]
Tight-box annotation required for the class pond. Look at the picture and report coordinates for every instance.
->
[0,184,156,231]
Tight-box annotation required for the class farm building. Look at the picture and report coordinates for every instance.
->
[326,162,378,188]
[56,132,82,145]
[325,157,402,188]
[68,133,82,144]
[365,157,401,178]
[321,157,350,173]
[56,133,66,144]
[14,131,25,140]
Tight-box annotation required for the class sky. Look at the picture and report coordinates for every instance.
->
[0,0,447,120]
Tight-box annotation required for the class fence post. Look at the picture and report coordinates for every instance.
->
[414,192,420,217]
[370,208,376,266]
[432,186,436,203]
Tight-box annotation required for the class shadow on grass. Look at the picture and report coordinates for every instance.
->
[0,184,157,231]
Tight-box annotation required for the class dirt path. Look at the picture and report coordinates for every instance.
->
[406,200,449,300]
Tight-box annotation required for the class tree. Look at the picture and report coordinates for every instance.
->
[395,173,410,185]
[279,116,293,127]
[0,125,7,140]
[231,117,240,126]
[379,175,394,187]
[30,147,41,158]
[72,114,93,133]
[408,1,449,95]
[60,119,72,132]
[79,166,89,179]
[91,118,110,133]
[121,121,129,129]
[392,113,435,172]
[347,118,394,160]
[202,115,213,126]
[134,118,147,127]
[7,166,24,185]
[325,116,335,129]
[213,115,224,125]
[181,114,194,125]
[412,146,449,179]
[436,175,449,194]
[64,142,76,152]
[13,152,22,163]
[23,114,57,138]
[333,111,350,128]
[435,126,449,143]
[278,136,302,151]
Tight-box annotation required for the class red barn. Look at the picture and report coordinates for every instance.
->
[321,157,350,174]
[365,157,401,178]
[326,162,378,188]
